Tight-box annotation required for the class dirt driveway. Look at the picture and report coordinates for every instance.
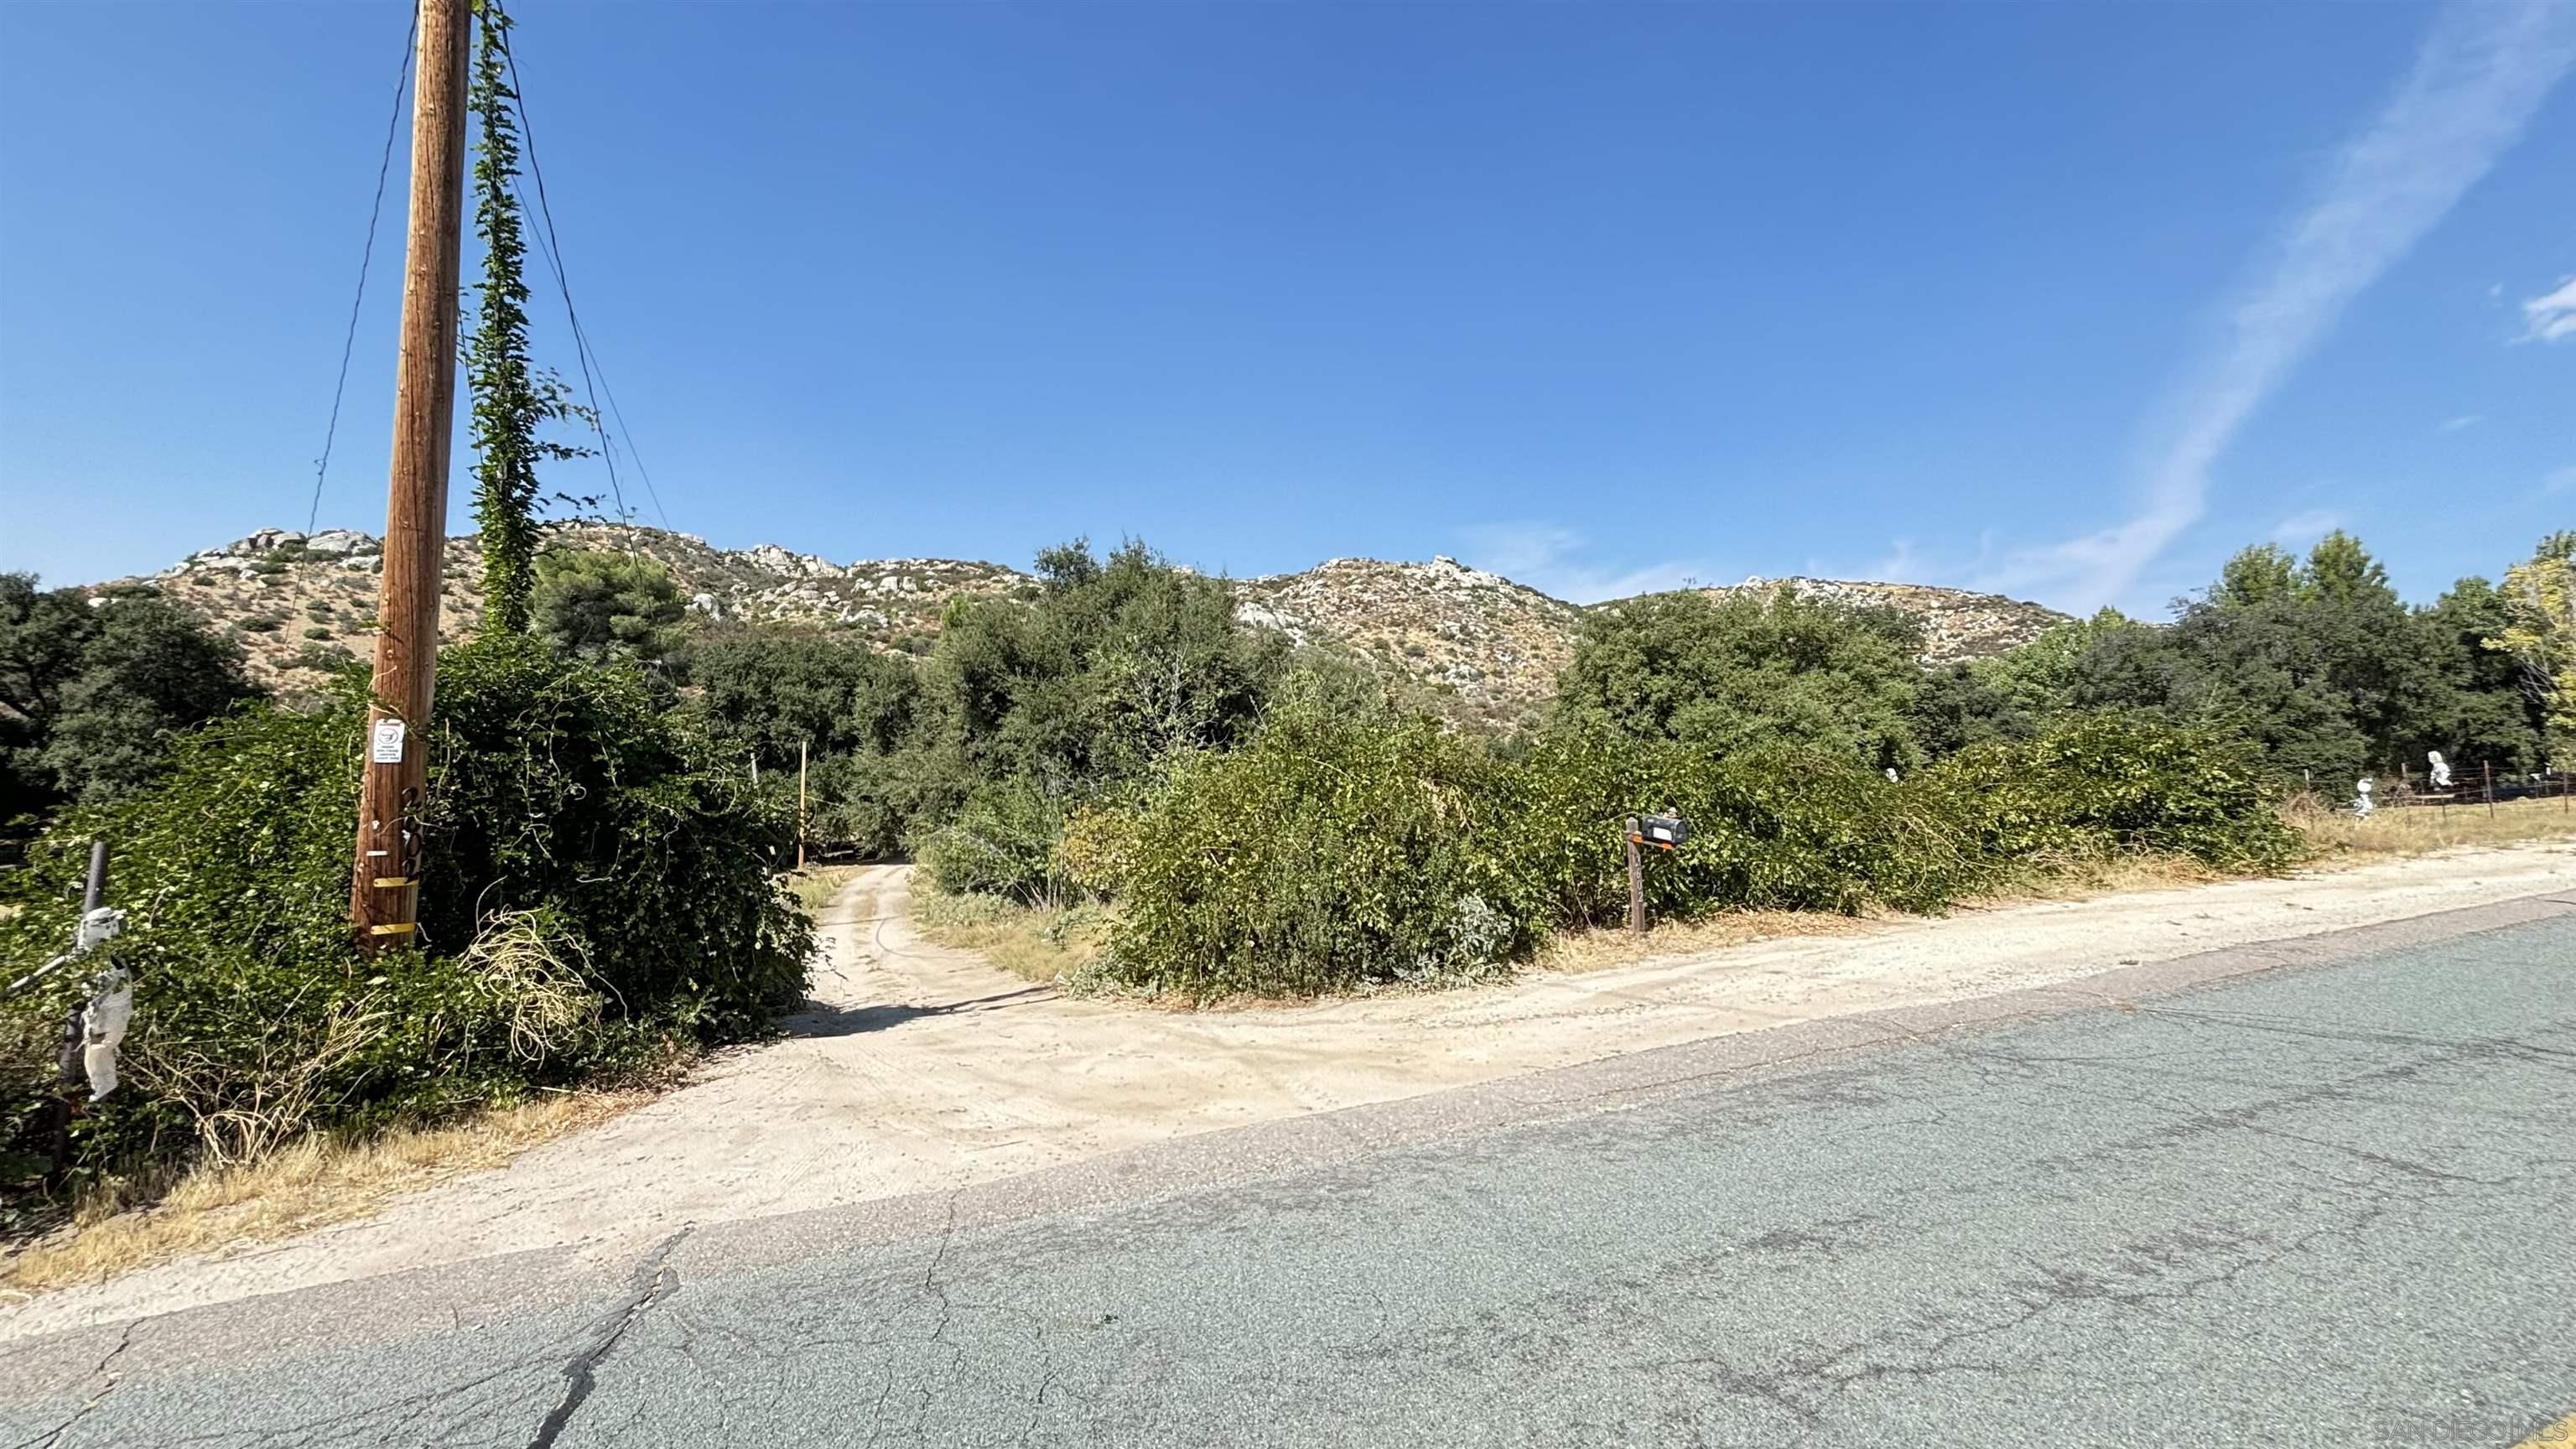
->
[8,842,2572,1335]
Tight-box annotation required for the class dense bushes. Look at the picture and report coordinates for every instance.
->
[418,636,813,1039]
[673,540,1291,881]
[1099,681,1522,997]
[1491,724,1982,925]
[1924,712,2303,871]
[1091,694,2306,999]
[0,636,808,1183]
[907,540,1287,854]
[0,576,259,823]
[916,776,1083,903]
[1067,553,2329,1000]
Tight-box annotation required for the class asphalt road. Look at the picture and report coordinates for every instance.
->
[5,898,2572,1448]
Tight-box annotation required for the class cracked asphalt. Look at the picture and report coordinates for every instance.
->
[4,900,2571,1447]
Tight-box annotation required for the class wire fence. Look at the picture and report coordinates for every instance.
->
[2370,764,2575,812]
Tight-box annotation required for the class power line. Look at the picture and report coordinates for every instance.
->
[496,25,672,533]
[309,8,418,534]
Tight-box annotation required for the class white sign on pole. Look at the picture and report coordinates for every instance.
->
[370,718,408,765]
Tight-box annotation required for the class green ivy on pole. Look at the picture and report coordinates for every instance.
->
[465,2,535,631]
[465,0,580,635]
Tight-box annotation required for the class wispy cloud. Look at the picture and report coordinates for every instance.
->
[1863,538,1928,583]
[1458,522,1706,603]
[2521,275,2576,342]
[1978,1,2576,611]
[2270,508,2344,547]
[2438,413,2485,431]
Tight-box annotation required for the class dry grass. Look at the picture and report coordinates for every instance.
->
[1973,850,2232,903]
[783,863,870,917]
[1537,908,1882,974]
[2288,793,2576,860]
[1,1089,648,1300]
[909,887,1112,984]
[1534,807,2575,978]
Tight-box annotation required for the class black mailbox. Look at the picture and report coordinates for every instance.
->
[1631,813,1688,850]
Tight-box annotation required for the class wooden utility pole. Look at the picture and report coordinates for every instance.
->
[797,741,809,871]
[352,0,472,948]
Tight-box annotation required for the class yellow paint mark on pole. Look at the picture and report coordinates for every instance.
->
[2511,1411,2576,1447]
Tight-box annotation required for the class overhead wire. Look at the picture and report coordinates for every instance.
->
[495,23,673,533]
[307,8,419,533]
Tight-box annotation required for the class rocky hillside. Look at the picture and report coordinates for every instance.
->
[116,525,1032,685]
[1698,577,2070,666]
[1237,556,1584,727]
[104,527,2067,717]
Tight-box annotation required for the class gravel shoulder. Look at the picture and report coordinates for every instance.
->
[5,839,2570,1337]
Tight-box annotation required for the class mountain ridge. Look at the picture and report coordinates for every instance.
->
[92,525,2070,724]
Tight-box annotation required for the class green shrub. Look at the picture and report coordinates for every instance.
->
[808,745,967,862]
[915,777,1080,905]
[1923,712,2304,871]
[1103,683,1524,998]
[418,635,813,1040]
[1488,722,1986,926]
[0,701,536,1180]
[1,635,811,1187]
[1100,704,2296,1000]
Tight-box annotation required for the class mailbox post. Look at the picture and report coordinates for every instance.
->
[1623,818,1645,936]
[1623,810,1689,937]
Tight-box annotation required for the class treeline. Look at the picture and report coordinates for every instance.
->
[671,528,2572,868]
[657,527,2570,996]
[1912,532,2571,785]
[0,577,259,824]
[685,541,1286,896]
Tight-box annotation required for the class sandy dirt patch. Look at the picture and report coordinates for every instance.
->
[8,841,2571,1335]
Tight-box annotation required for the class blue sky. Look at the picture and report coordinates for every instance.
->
[2,1,2569,615]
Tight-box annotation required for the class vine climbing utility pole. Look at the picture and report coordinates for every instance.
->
[353,0,471,950]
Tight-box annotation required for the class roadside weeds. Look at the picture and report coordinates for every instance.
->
[2288,794,2576,859]
[0,864,880,1299]
[783,862,870,917]
[909,886,1112,985]
[3,1089,648,1299]
[1545,808,2573,976]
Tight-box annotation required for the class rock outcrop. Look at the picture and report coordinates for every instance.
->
[99,527,2068,709]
